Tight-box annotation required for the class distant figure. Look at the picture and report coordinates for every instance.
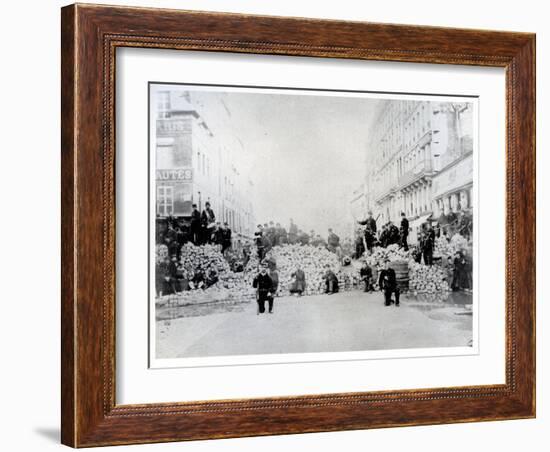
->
[288,218,298,244]
[327,228,342,257]
[400,212,409,251]
[253,264,274,314]
[378,260,400,306]
[290,266,306,296]
[254,224,265,259]
[324,265,339,295]
[190,204,201,245]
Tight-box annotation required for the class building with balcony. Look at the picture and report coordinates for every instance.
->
[362,98,474,240]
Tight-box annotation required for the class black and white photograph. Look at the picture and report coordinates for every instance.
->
[150,83,476,364]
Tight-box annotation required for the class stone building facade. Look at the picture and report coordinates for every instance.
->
[360,98,474,240]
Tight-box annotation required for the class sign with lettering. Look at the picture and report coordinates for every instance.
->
[156,168,193,181]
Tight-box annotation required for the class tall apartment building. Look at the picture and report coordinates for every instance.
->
[361,98,474,238]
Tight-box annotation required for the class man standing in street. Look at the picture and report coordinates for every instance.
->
[378,260,400,306]
[253,264,274,314]
[400,212,409,251]
[201,201,216,244]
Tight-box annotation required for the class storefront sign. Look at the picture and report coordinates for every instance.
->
[156,168,193,181]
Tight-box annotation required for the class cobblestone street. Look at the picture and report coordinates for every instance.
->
[156,290,472,359]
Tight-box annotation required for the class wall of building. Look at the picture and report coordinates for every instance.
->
[363,99,474,232]
[154,89,255,237]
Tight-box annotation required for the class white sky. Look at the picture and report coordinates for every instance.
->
[185,87,379,237]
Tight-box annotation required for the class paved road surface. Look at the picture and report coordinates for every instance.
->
[156,290,472,359]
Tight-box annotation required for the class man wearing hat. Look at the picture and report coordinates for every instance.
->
[252,264,274,314]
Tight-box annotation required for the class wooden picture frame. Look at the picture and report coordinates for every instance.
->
[61,3,535,447]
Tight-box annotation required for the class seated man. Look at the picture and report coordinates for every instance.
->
[324,265,339,295]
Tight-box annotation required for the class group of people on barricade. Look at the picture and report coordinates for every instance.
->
[253,218,343,261]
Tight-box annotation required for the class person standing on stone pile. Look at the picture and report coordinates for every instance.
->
[190,204,201,245]
[420,224,434,266]
[201,201,216,244]
[288,218,298,244]
[354,229,366,258]
[261,233,272,259]
[400,212,410,251]
[386,220,400,246]
[358,211,377,253]
[254,224,264,259]
[324,265,339,295]
[378,260,400,306]
[253,264,274,314]
[360,261,373,292]
[221,222,232,254]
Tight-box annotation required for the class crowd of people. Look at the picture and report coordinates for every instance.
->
[156,205,472,304]
[156,202,233,256]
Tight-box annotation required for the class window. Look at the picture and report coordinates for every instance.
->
[157,186,174,216]
[157,91,171,119]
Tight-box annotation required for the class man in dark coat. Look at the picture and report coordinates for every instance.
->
[400,212,409,251]
[358,211,377,252]
[213,222,225,250]
[378,260,400,306]
[290,266,306,296]
[253,265,274,314]
[190,204,201,245]
[201,201,216,244]
[387,221,400,246]
[420,224,435,265]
